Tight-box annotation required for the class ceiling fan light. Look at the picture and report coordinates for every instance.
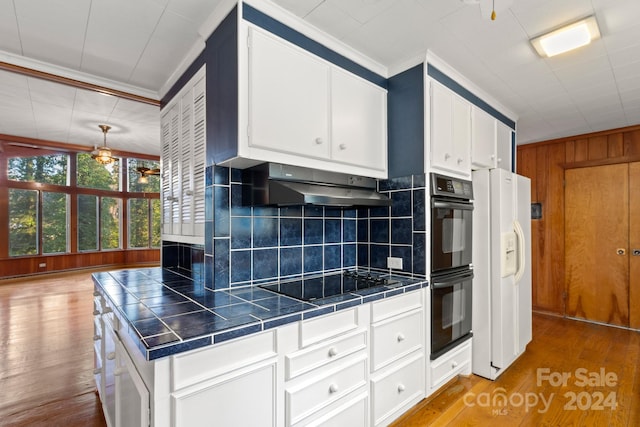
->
[530,15,600,58]
[92,146,115,164]
[92,124,115,164]
[138,175,149,184]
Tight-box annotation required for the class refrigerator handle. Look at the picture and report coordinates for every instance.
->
[513,219,526,283]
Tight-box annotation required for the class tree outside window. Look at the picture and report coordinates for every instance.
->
[8,189,38,256]
[5,149,159,257]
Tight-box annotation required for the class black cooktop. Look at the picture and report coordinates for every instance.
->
[259,270,405,302]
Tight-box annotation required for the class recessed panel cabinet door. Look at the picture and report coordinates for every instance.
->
[430,82,471,177]
[471,106,496,170]
[331,67,387,171]
[248,27,330,159]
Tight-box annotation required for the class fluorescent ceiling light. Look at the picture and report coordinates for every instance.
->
[530,16,601,58]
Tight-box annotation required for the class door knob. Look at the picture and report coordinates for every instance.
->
[617,248,626,255]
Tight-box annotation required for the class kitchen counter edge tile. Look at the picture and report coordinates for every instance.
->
[92,267,428,361]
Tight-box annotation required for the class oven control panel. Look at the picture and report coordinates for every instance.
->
[430,173,473,199]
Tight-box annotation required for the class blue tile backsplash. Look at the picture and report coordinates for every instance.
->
[163,166,427,290]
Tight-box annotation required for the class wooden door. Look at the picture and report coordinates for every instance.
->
[565,164,629,326]
[630,162,640,329]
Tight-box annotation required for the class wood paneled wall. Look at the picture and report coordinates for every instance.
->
[0,250,159,279]
[517,124,640,314]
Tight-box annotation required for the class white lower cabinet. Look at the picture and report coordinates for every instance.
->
[172,359,277,427]
[95,289,435,427]
[302,391,368,427]
[429,340,472,392]
[369,292,425,426]
[286,355,368,426]
[370,352,425,426]
[96,310,149,427]
[115,339,150,427]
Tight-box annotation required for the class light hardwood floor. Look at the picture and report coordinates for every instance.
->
[1,271,639,426]
[0,270,107,427]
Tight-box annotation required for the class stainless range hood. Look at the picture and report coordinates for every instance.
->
[242,163,390,207]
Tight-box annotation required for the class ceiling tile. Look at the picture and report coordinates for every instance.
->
[0,0,21,54]
[272,0,325,18]
[305,2,362,42]
[165,0,224,23]
[327,0,397,25]
[80,0,165,81]
[14,0,91,69]
[27,77,76,108]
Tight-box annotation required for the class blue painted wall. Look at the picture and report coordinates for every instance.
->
[388,64,424,178]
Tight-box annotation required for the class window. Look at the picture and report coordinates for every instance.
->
[77,153,121,191]
[8,154,68,185]
[3,147,159,259]
[128,198,161,248]
[128,159,161,193]
[42,192,69,254]
[78,195,98,252]
[101,197,122,250]
[9,189,39,256]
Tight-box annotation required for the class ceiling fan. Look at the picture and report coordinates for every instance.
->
[136,166,160,176]
[135,166,160,184]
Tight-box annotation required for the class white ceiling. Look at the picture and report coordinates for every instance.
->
[1,0,640,157]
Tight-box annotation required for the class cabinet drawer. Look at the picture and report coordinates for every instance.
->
[295,391,368,427]
[371,309,422,371]
[172,330,277,391]
[430,340,471,390]
[286,330,366,380]
[93,296,103,314]
[286,355,367,425]
[300,308,359,348]
[370,352,425,426]
[370,291,421,323]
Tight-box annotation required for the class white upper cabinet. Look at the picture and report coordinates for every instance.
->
[248,27,330,160]
[243,26,387,178]
[331,67,387,172]
[496,121,513,171]
[429,81,471,178]
[471,106,497,170]
[160,65,206,244]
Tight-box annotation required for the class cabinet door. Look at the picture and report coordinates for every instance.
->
[172,361,276,427]
[179,75,206,237]
[161,105,180,236]
[451,95,471,174]
[115,340,150,427]
[331,68,386,171]
[471,106,496,169]
[430,82,471,176]
[248,27,330,159]
[430,82,453,171]
[496,121,512,171]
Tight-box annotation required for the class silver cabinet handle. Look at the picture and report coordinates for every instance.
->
[633,249,640,256]
[617,248,626,255]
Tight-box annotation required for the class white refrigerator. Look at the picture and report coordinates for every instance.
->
[471,168,532,380]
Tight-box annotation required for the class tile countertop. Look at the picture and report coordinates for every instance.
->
[92,267,428,361]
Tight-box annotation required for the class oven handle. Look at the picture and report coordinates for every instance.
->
[432,200,474,211]
[431,272,474,289]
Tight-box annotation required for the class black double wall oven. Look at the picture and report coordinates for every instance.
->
[430,173,474,360]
